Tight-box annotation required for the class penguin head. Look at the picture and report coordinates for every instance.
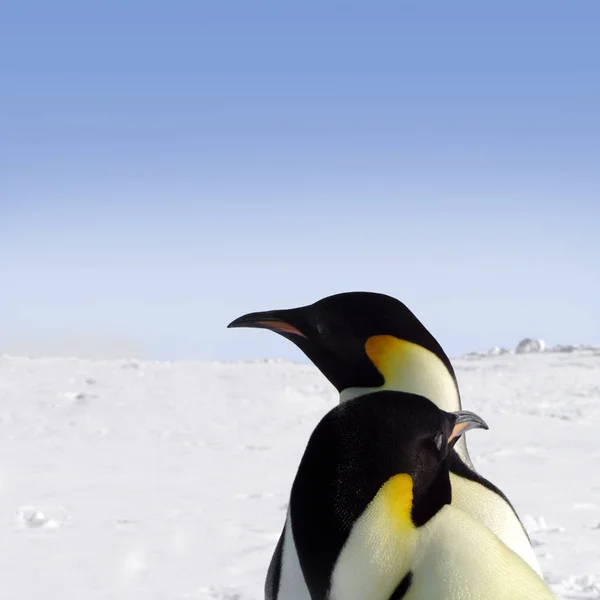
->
[330,392,489,527]
[291,390,489,579]
[228,291,460,411]
[394,398,488,526]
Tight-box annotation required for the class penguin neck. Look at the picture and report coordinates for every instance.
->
[327,471,453,600]
[338,343,461,411]
[327,474,419,600]
[338,342,473,466]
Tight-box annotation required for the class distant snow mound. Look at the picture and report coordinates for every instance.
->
[462,346,512,359]
[548,343,600,354]
[461,341,600,360]
[487,346,511,356]
[515,338,546,354]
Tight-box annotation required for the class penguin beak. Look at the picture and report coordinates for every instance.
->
[448,410,489,445]
[227,309,308,339]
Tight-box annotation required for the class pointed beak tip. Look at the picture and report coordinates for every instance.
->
[470,414,489,432]
[226,317,244,329]
[226,311,267,329]
[449,410,489,443]
[465,417,488,433]
[455,410,489,429]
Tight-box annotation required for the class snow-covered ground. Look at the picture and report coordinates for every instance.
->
[0,348,599,599]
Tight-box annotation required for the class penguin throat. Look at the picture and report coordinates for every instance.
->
[411,468,452,528]
[327,474,418,600]
[340,336,461,414]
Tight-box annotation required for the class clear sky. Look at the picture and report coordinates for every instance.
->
[2,1,599,362]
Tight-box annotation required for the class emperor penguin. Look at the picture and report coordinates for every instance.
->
[227,291,543,597]
[287,390,558,600]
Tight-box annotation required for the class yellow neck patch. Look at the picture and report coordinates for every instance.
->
[377,473,415,531]
[360,335,460,413]
[328,473,417,600]
[365,335,430,383]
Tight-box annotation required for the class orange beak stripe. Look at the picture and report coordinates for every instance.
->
[255,320,307,338]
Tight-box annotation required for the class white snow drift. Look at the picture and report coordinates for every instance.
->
[0,347,599,599]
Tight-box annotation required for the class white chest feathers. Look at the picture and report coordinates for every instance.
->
[407,504,558,599]
[326,478,556,600]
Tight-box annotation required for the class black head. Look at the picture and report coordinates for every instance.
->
[306,391,487,527]
[228,291,458,399]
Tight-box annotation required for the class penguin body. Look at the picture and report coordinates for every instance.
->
[407,504,557,600]
[287,391,558,600]
[228,291,543,596]
[265,515,310,600]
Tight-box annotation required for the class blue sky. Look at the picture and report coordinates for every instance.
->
[1,1,599,362]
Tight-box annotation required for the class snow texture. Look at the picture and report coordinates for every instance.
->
[0,348,599,599]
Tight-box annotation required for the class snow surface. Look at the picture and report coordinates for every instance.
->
[0,348,599,599]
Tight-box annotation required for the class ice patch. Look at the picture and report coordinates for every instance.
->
[522,515,565,534]
[573,502,600,511]
[555,574,600,599]
[120,545,148,581]
[192,585,246,600]
[16,505,66,530]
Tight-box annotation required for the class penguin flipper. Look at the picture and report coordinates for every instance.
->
[265,511,312,600]
[265,524,285,600]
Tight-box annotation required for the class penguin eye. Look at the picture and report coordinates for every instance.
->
[315,320,328,337]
